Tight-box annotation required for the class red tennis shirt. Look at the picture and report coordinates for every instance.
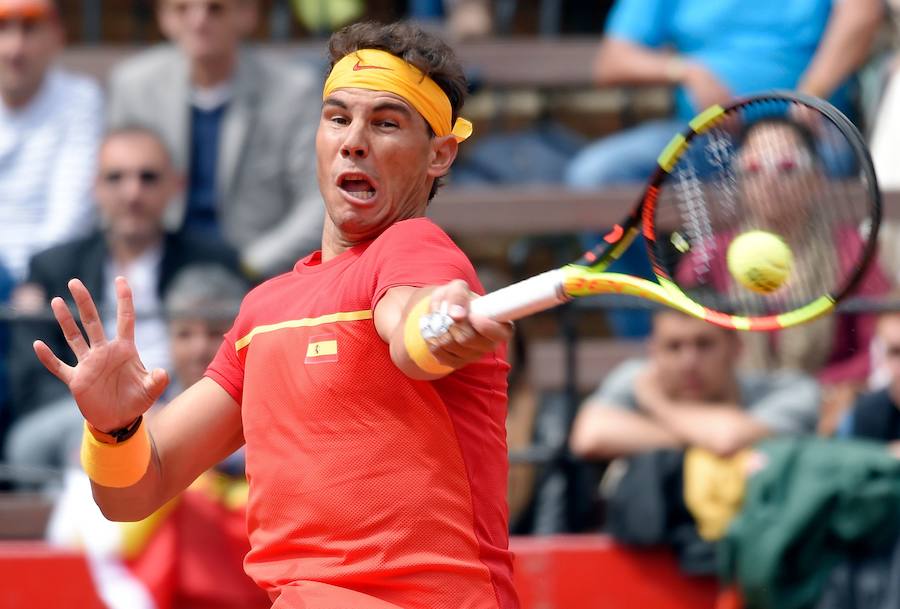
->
[206,218,517,609]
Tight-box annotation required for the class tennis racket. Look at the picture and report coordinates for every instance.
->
[423,90,881,337]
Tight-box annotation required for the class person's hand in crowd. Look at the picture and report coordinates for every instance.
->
[33,276,169,433]
[424,279,513,370]
[682,61,733,111]
[12,283,47,314]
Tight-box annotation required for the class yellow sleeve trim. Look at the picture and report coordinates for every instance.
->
[81,420,152,488]
[403,296,454,376]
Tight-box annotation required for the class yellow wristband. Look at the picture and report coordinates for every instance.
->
[404,296,454,375]
[81,419,152,488]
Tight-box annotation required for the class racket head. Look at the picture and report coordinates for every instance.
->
[638,91,881,330]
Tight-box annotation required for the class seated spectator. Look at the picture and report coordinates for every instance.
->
[565,0,883,338]
[569,309,820,461]
[107,0,324,278]
[7,126,240,425]
[840,307,900,456]
[0,0,102,281]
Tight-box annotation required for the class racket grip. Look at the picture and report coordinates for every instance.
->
[470,269,569,322]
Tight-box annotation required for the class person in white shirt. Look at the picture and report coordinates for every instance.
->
[0,0,102,281]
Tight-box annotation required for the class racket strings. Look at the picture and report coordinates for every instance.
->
[654,98,871,318]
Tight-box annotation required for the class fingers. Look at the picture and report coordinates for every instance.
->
[425,279,514,367]
[68,278,107,347]
[33,340,74,385]
[143,368,170,404]
[50,296,90,360]
[115,277,135,343]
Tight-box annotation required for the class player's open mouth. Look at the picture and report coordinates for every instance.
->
[337,173,378,202]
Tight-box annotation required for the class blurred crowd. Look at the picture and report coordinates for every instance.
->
[3,0,900,608]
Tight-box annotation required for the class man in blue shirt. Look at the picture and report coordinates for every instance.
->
[566,0,883,337]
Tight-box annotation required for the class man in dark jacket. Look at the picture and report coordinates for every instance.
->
[8,126,240,424]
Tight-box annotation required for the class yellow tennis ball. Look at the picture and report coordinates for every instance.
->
[727,231,793,294]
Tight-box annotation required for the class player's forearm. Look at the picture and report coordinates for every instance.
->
[594,38,685,87]
[386,288,451,381]
[89,435,166,522]
[798,0,883,99]
[89,379,245,520]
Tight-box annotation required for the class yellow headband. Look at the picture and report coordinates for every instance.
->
[323,49,472,142]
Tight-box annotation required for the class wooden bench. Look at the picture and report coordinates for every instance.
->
[57,40,667,129]
[0,493,54,540]
[429,186,900,235]
[530,338,645,393]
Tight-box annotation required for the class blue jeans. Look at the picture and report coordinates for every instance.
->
[565,119,683,338]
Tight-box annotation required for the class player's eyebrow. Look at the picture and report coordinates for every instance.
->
[322,97,413,120]
[323,97,347,109]
[371,102,413,119]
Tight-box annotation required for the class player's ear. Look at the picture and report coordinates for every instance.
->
[426,134,458,180]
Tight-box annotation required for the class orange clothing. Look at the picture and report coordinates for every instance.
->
[206,219,517,609]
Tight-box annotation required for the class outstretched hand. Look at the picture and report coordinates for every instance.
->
[33,277,169,433]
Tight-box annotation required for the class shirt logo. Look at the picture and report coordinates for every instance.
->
[305,333,338,364]
[353,60,390,72]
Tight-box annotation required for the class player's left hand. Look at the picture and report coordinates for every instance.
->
[425,279,514,369]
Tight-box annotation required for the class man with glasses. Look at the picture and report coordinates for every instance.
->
[9,127,240,422]
[108,0,324,278]
[0,0,102,283]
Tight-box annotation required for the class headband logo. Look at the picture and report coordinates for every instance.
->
[353,60,391,72]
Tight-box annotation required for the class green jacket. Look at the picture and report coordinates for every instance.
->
[718,437,900,609]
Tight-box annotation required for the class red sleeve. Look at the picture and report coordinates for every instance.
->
[370,218,482,308]
[205,332,244,405]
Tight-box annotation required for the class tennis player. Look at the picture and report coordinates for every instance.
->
[34,21,517,609]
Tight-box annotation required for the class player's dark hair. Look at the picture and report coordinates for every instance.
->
[326,21,468,201]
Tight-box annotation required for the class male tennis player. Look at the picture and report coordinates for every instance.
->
[34,21,517,609]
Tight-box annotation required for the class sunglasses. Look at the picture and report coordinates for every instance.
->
[739,152,814,177]
[101,169,164,187]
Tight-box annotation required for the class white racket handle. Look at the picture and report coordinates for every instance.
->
[469,269,569,322]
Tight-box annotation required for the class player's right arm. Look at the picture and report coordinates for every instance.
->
[34,277,244,521]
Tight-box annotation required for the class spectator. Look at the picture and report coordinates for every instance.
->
[569,309,820,461]
[0,0,102,281]
[840,308,900,456]
[107,0,324,278]
[7,126,240,424]
[565,0,883,338]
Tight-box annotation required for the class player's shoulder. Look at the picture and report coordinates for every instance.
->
[378,217,458,247]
